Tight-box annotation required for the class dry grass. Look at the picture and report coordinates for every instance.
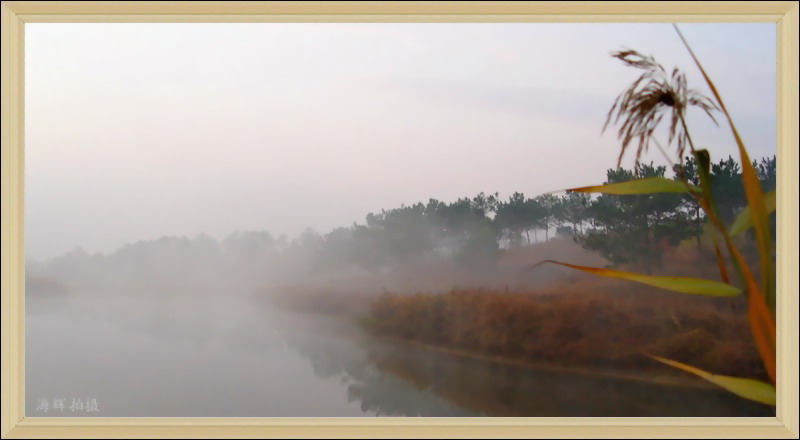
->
[365,282,764,379]
[270,237,766,380]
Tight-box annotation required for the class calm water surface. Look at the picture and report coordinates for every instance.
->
[26,291,772,417]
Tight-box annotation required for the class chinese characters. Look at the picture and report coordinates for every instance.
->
[35,397,99,413]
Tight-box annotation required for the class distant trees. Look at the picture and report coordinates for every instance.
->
[191,154,782,276]
[710,156,746,224]
[751,156,777,239]
[31,155,776,283]
[495,192,542,247]
[327,155,772,274]
[754,156,776,192]
[575,163,692,272]
[554,192,591,236]
[535,194,559,242]
[575,156,775,272]
[672,156,704,252]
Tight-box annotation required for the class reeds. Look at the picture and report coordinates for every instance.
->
[603,48,718,168]
[365,282,764,380]
[537,25,776,406]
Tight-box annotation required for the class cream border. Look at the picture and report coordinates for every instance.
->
[1,1,797,438]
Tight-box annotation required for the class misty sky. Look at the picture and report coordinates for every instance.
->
[25,23,776,260]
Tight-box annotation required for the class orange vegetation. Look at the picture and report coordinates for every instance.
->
[365,280,764,379]
[271,237,766,380]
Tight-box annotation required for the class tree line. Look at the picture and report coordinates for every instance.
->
[29,155,775,291]
[306,154,775,273]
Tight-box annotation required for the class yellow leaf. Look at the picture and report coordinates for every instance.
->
[531,260,741,296]
[716,240,776,384]
[567,177,700,195]
[747,278,777,383]
[740,158,774,308]
[675,24,774,309]
[711,234,729,284]
[730,190,776,236]
[647,354,775,406]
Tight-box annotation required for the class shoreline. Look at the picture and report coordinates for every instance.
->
[276,311,721,390]
[273,301,728,391]
[366,332,717,390]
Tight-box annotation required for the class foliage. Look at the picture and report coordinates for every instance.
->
[494,192,543,247]
[365,282,766,381]
[576,163,693,271]
[538,27,777,405]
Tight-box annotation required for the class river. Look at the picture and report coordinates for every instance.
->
[25,290,772,417]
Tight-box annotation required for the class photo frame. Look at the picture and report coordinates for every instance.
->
[1,1,797,438]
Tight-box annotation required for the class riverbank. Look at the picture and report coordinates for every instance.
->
[270,283,765,389]
[268,238,768,388]
[363,283,766,381]
[372,331,715,389]
[270,302,772,416]
[269,298,721,388]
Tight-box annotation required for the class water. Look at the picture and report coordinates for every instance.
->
[25,290,772,417]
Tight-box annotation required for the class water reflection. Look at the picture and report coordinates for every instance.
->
[25,292,471,417]
[279,312,773,417]
[275,315,476,416]
[26,292,772,417]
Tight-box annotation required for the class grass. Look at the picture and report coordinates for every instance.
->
[364,282,765,381]
[269,237,767,384]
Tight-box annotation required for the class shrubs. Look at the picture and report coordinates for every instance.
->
[365,281,765,379]
[271,236,766,381]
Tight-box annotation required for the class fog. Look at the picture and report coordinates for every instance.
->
[25,190,775,416]
[25,23,776,417]
[25,22,775,260]
[26,255,770,416]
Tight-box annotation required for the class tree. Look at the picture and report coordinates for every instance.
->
[449,194,503,266]
[453,217,502,268]
[753,155,777,238]
[576,162,693,272]
[672,156,705,253]
[554,192,591,236]
[754,156,776,192]
[471,192,500,217]
[494,192,543,247]
[709,156,746,225]
[534,194,559,241]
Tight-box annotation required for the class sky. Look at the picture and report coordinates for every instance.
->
[24,23,776,260]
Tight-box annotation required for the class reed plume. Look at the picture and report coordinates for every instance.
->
[603,49,718,168]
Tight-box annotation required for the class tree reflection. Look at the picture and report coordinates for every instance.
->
[278,313,773,417]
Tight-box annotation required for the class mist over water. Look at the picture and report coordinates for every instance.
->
[24,159,776,417]
[26,256,770,417]
[26,288,476,417]
[24,22,777,418]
